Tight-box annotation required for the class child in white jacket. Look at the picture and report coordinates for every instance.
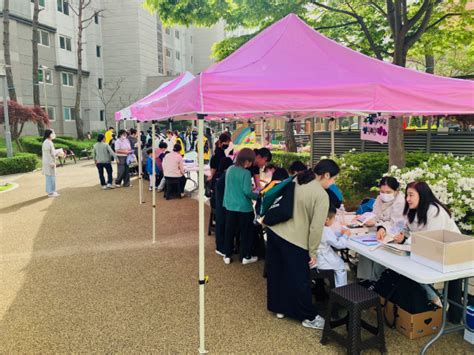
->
[316,206,351,287]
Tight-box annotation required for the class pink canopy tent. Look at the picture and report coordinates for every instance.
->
[131,14,473,121]
[126,14,473,354]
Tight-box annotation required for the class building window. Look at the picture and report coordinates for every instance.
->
[166,70,173,76]
[96,45,101,57]
[36,29,50,47]
[175,30,179,39]
[61,72,74,87]
[42,106,55,121]
[63,107,75,121]
[38,67,53,84]
[94,12,99,24]
[59,35,72,51]
[57,0,69,15]
[98,78,103,90]
[32,0,45,7]
[165,48,171,57]
[100,110,105,121]
[165,27,170,35]
[176,51,180,60]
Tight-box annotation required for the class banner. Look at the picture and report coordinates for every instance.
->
[361,114,388,144]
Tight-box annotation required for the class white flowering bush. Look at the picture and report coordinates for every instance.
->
[387,154,474,234]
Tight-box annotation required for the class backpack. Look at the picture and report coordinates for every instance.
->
[260,177,296,226]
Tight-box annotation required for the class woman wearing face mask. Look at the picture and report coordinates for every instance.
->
[209,134,231,181]
[266,159,337,330]
[42,129,60,197]
[357,176,405,281]
[376,181,460,308]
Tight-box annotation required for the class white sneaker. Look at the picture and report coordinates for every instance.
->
[102,185,107,190]
[223,257,231,265]
[149,186,153,191]
[107,184,114,189]
[276,313,285,319]
[48,192,60,197]
[302,315,325,329]
[242,256,258,265]
[215,250,225,257]
[114,184,121,188]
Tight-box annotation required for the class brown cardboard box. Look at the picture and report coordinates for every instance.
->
[411,230,474,273]
[380,297,442,340]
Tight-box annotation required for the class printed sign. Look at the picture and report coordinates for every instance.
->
[361,114,388,144]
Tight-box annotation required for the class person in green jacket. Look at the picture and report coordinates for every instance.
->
[223,148,259,265]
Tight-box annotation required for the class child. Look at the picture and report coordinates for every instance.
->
[316,206,351,287]
[145,148,159,191]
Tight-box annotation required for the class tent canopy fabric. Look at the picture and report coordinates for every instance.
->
[131,13,473,122]
[115,71,195,121]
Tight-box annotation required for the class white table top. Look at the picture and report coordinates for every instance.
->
[347,239,474,284]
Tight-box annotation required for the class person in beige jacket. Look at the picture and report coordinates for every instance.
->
[42,129,61,197]
[266,159,339,330]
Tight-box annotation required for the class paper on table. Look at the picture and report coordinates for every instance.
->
[356,212,377,224]
[352,234,379,246]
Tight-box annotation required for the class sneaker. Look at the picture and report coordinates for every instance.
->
[302,315,325,330]
[114,184,121,188]
[276,313,285,319]
[107,184,115,189]
[242,256,258,265]
[215,250,225,257]
[102,185,107,190]
[149,186,153,191]
[223,257,231,265]
[48,192,60,198]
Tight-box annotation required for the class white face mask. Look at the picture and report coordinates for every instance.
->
[51,132,56,140]
[380,192,395,203]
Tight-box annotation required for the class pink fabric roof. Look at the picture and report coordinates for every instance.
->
[132,14,474,121]
[115,71,195,121]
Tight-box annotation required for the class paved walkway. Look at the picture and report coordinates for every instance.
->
[0,161,470,353]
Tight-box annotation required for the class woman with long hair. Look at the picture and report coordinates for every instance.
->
[266,159,339,329]
[42,129,60,197]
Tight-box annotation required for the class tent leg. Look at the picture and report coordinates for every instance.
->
[310,117,315,168]
[152,122,156,243]
[261,119,265,147]
[330,118,335,157]
[137,121,143,204]
[197,114,208,354]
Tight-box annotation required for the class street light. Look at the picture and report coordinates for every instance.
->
[0,64,13,158]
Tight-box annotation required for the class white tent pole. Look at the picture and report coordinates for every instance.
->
[152,121,156,243]
[124,119,127,130]
[330,118,335,157]
[137,121,143,204]
[310,117,315,168]
[197,114,207,354]
[261,119,265,147]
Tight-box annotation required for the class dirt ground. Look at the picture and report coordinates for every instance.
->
[0,160,471,353]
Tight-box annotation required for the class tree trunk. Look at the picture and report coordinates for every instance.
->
[425,54,434,74]
[3,0,16,102]
[74,1,85,140]
[32,0,44,136]
[284,120,297,152]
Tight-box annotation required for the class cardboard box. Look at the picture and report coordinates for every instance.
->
[380,297,442,340]
[411,230,474,273]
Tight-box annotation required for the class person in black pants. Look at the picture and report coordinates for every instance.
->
[93,134,117,189]
[214,157,234,256]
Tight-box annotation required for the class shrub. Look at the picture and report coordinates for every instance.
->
[0,153,37,175]
[0,148,7,158]
[53,137,94,153]
[271,151,310,169]
[20,136,68,155]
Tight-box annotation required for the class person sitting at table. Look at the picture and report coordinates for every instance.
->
[316,206,351,287]
[214,157,234,257]
[223,148,259,265]
[376,181,460,308]
[247,147,273,190]
[357,176,405,281]
[162,143,186,197]
[288,160,307,176]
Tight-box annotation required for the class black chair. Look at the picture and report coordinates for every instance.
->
[208,208,215,235]
[164,177,182,200]
[321,283,386,355]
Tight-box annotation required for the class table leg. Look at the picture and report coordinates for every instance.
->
[421,281,449,355]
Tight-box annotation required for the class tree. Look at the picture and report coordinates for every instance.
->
[146,0,473,167]
[2,0,17,101]
[32,0,45,135]
[0,101,49,148]
[96,77,124,129]
[69,0,103,140]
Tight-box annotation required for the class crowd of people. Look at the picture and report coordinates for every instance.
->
[41,124,463,333]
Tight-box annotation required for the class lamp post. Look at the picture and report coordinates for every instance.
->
[0,64,13,158]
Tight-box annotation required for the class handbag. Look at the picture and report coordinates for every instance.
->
[262,179,296,226]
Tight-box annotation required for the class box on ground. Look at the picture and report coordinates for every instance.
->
[465,329,474,345]
[411,230,474,273]
[379,297,442,340]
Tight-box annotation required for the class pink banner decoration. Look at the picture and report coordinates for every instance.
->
[361,115,388,144]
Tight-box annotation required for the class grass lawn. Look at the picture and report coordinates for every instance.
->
[0,183,14,192]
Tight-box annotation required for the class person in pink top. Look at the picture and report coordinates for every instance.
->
[162,143,186,196]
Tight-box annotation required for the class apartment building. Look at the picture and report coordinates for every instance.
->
[1,0,225,137]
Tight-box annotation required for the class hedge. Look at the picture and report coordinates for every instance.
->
[0,153,38,175]
[20,136,68,155]
[271,151,311,169]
